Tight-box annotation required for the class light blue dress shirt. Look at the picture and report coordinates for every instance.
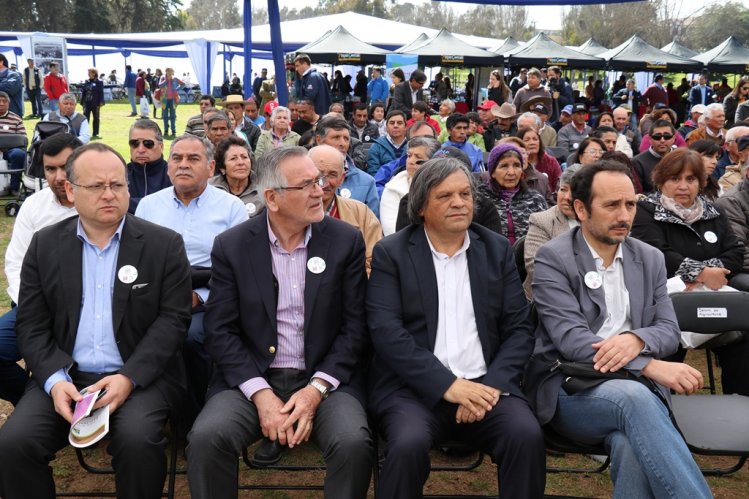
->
[134,184,247,301]
[43,217,126,394]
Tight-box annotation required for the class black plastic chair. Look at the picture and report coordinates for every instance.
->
[668,291,749,475]
[513,235,527,283]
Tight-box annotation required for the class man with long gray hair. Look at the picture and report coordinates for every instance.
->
[367,157,545,498]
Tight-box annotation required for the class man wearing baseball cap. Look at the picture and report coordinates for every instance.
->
[554,105,574,132]
[476,100,497,127]
[557,103,591,153]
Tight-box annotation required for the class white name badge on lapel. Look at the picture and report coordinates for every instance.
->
[584,271,602,290]
[339,188,351,199]
[246,202,257,216]
[118,265,138,284]
[703,231,718,244]
[307,257,326,274]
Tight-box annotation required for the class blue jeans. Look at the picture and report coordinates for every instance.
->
[27,88,43,116]
[162,100,176,135]
[552,380,712,499]
[4,148,25,190]
[128,87,137,114]
[48,99,58,112]
[0,307,27,405]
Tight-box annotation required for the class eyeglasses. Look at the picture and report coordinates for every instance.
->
[274,175,327,192]
[651,133,674,141]
[128,139,157,149]
[584,149,604,157]
[69,181,128,194]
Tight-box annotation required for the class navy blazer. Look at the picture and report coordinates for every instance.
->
[367,223,534,409]
[16,214,192,405]
[204,214,369,402]
[524,228,680,425]
[689,85,714,106]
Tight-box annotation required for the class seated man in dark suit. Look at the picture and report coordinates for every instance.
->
[0,142,192,499]
[391,69,427,119]
[367,157,545,499]
[186,146,373,498]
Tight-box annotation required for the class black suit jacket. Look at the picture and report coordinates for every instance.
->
[16,214,192,404]
[204,214,369,401]
[391,81,423,119]
[366,223,534,409]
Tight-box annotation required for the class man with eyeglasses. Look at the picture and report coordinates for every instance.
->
[0,142,193,499]
[135,135,247,420]
[187,145,373,498]
[0,133,82,408]
[716,126,749,187]
[632,119,677,193]
[126,119,171,213]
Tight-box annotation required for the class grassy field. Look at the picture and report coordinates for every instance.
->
[22,101,201,162]
[2,100,748,497]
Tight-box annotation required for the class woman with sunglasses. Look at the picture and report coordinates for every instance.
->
[724,76,749,127]
[209,136,262,218]
[380,136,441,235]
[632,148,749,396]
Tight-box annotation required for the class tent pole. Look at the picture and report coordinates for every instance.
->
[92,45,96,67]
[243,0,252,99]
[268,0,288,106]
[206,41,211,96]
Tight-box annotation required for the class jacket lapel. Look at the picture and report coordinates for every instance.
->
[622,239,645,328]
[247,217,278,331]
[112,216,144,334]
[59,221,83,350]
[572,228,607,331]
[304,220,330,328]
[408,228,439,349]
[466,230,491,360]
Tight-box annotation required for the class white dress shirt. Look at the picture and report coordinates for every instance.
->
[426,229,487,379]
[583,236,632,339]
[5,187,77,303]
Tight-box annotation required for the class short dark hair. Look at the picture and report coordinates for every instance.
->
[48,62,57,69]
[576,137,607,163]
[314,115,350,141]
[571,160,633,216]
[446,113,469,130]
[0,54,7,68]
[199,94,216,105]
[411,101,430,114]
[126,65,132,71]
[294,53,312,65]
[466,112,481,124]
[409,69,427,84]
[591,126,618,137]
[40,133,82,158]
[652,148,706,191]
[354,102,368,113]
[650,119,676,135]
[215,135,253,174]
[65,143,127,184]
[386,110,406,123]
[130,119,163,142]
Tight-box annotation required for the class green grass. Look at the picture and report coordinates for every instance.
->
[22,100,202,161]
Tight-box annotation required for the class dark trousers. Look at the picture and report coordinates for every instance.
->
[0,306,27,405]
[375,388,546,499]
[28,88,43,116]
[183,311,211,423]
[0,372,171,499]
[187,368,373,498]
[84,104,101,136]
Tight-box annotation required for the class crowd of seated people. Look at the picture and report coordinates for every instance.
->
[1,59,748,498]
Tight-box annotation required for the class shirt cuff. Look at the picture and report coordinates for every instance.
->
[44,368,73,395]
[195,287,209,303]
[239,377,271,401]
[312,371,340,391]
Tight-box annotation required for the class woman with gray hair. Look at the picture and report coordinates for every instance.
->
[522,164,579,299]
[253,105,300,159]
[380,136,441,235]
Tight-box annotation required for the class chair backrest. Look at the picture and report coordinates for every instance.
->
[0,134,27,151]
[670,291,749,335]
[513,235,527,283]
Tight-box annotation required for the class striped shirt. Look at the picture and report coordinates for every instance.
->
[0,111,25,136]
[238,216,339,400]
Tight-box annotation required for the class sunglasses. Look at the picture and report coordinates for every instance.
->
[651,133,674,141]
[128,139,157,149]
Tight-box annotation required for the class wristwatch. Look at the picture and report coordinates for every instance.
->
[309,379,329,400]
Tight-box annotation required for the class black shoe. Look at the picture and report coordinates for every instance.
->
[250,438,283,467]
[129,112,138,117]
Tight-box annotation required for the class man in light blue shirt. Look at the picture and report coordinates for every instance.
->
[136,134,247,412]
[442,113,484,172]
[0,142,192,498]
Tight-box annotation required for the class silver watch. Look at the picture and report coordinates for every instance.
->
[309,379,329,400]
